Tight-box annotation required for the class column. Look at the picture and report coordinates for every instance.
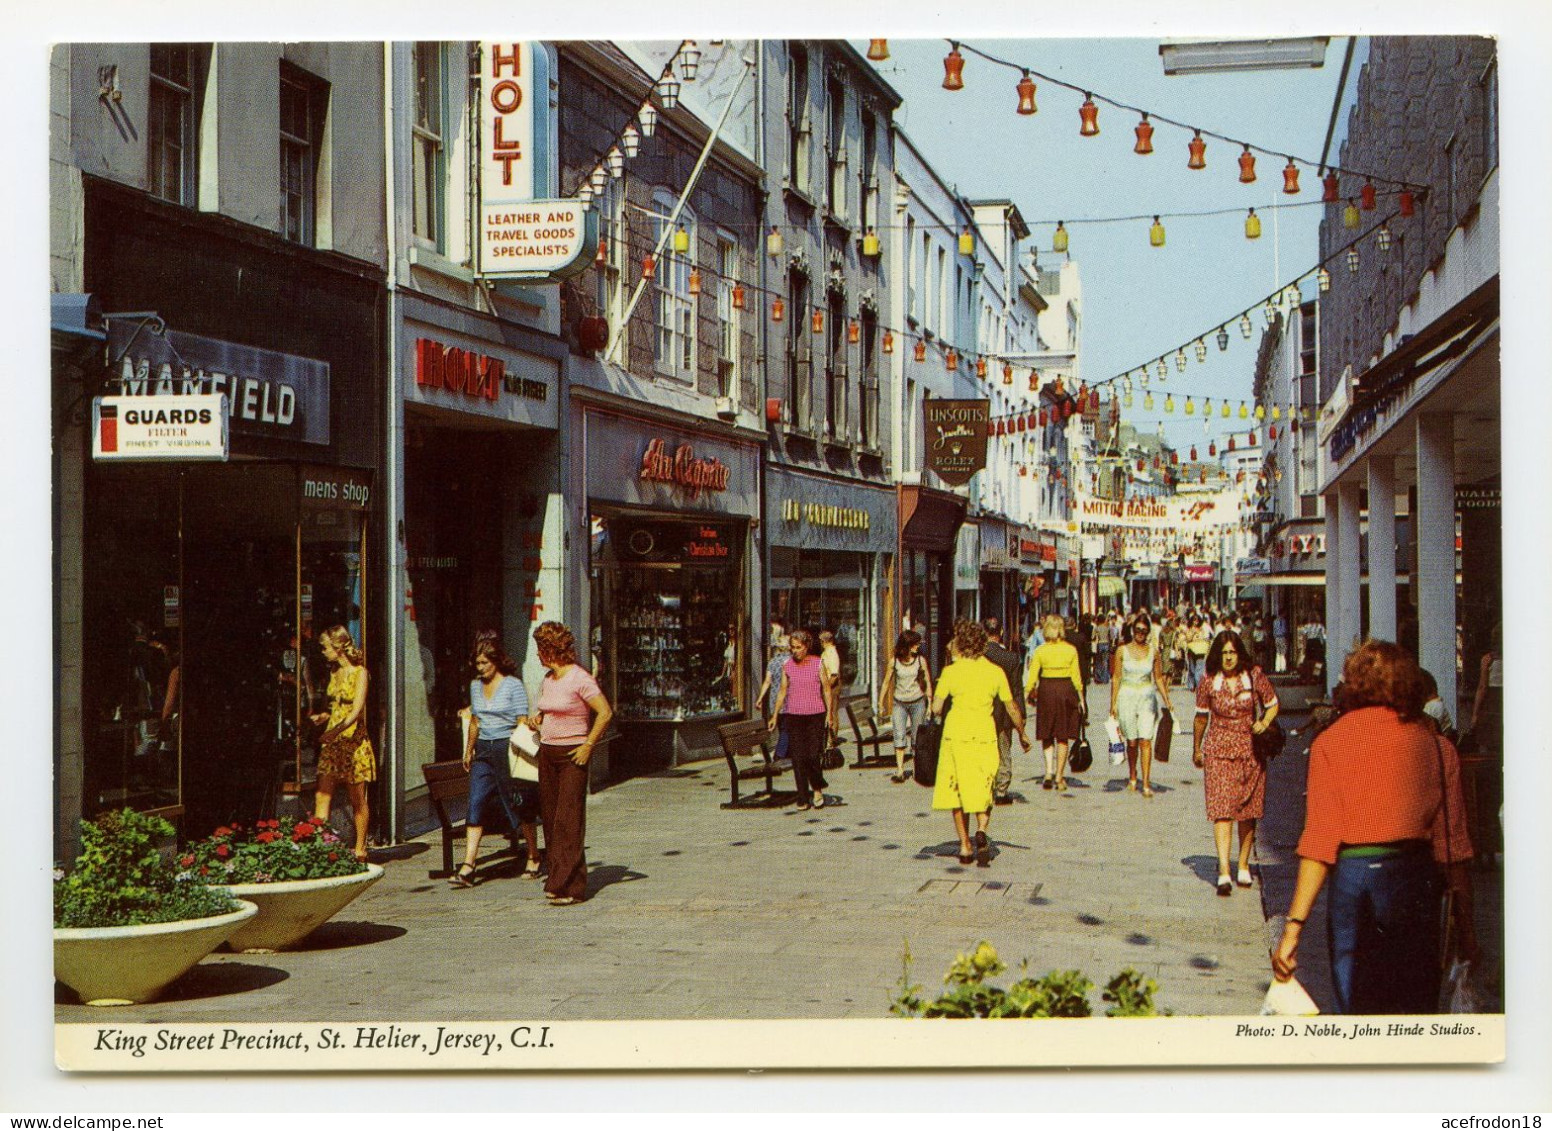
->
[1415,414,1458,715]
[1366,455,1398,641]
[1324,480,1362,694]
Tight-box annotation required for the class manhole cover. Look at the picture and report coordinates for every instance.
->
[916,879,1044,900]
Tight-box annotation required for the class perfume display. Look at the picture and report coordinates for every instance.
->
[611,566,740,721]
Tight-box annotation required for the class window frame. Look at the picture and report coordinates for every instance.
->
[411,42,447,250]
[715,231,740,400]
[786,45,810,195]
[148,44,197,207]
[651,192,697,383]
[279,63,325,246]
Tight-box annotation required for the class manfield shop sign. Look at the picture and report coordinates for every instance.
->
[924,398,990,487]
[478,42,596,280]
[107,324,330,446]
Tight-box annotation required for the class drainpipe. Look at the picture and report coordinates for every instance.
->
[381,42,406,843]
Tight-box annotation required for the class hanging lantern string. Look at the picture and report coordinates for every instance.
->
[564,40,694,197]
[1023,190,1411,230]
[947,39,1429,193]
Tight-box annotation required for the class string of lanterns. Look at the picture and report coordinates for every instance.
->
[916,38,1426,196]
[569,40,701,203]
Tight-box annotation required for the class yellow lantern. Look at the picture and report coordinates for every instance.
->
[672,224,690,254]
[1053,221,1068,254]
[1185,396,1195,416]
[958,227,975,256]
[1149,216,1166,247]
[1245,208,1261,240]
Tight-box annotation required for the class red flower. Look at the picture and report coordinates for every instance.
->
[328,853,338,862]
[294,822,315,840]
[213,826,232,838]
[215,845,231,858]
[199,865,210,875]
[256,831,276,844]
[179,854,195,867]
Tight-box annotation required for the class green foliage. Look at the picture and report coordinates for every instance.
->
[54,809,238,929]
[1102,967,1169,1017]
[183,817,367,884]
[889,942,1167,1019]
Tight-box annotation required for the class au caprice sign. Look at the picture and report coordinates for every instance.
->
[924,399,990,487]
[92,394,228,461]
[478,42,596,280]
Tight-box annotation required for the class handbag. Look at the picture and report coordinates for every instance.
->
[508,722,541,782]
[820,743,845,772]
[1251,672,1286,762]
[1154,707,1173,763]
[1068,729,1094,774]
[912,717,942,787]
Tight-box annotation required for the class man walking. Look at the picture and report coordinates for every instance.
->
[983,617,1025,805]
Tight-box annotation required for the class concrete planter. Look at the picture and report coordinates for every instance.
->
[216,863,384,953]
[54,901,259,1006]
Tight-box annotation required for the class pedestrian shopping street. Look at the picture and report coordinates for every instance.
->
[53,682,1504,1025]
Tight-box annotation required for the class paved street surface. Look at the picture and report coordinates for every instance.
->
[56,683,1501,1024]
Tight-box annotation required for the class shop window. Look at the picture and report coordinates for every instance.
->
[652,193,696,381]
[148,44,198,207]
[769,548,872,697]
[715,233,739,400]
[279,63,327,246]
[411,42,446,250]
[589,514,744,723]
[82,463,369,836]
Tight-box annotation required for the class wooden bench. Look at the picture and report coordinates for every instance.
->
[841,695,895,768]
[421,759,473,878]
[715,718,794,809]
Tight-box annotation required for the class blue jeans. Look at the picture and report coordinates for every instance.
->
[1094,644,1111,684]
[1327,846,1443,1014]
[468,738,537,829]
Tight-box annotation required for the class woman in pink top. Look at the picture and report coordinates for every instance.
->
[768,629,834,810]
[528,621,612,905]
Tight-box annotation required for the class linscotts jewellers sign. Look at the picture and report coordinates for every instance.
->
[477,42,596,281]
[924,398,990,487]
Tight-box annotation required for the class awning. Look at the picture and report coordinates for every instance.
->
[1237,573,1326,587]
[899,485,967,552]
[1098,576,1126,598]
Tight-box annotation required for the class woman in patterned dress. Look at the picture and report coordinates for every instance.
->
[310,625,375,862]
[1192,630,1278,896]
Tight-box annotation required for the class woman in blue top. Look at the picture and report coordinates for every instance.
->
[452,636,540,887]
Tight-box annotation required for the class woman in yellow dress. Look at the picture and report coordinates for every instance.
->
[310,625,376,862]
[930,620,1030,867]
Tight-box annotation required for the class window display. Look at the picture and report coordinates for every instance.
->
[590,515,744,723]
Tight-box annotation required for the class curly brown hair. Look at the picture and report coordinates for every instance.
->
[532,621,579,667]
[951,618,988,660]
[1340,639,1428,720]
[471,636,518,676]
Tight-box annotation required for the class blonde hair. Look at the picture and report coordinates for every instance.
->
[1042,614,1066,642]
[320,625,363,666]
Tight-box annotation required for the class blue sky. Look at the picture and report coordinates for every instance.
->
[860,36,1358,448]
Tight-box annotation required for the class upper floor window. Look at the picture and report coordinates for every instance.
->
[787,46,810,194]
[596,178,626,339]
[905,216,918,322]
[1298,302,1318,378]
[826,75,846,218]
[148,44,196,206]
[412,43,446,249]
[859,111,877,233]
[279,64,326,245]
[716,234,740,399]
[651,194,696,381]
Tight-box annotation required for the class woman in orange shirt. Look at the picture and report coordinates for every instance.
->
[1272,640,1477,1014]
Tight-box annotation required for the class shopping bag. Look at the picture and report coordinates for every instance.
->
[1105,717,1126,766]
[509,722,541,782]
[1260,976,1320,1016]
[912,718,942,787]
[1154,708,1174,763]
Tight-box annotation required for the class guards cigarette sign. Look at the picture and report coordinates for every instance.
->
[92,394,229,461]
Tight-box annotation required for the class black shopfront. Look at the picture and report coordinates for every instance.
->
[68,178,385,839]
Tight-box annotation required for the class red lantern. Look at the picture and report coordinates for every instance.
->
[1039,409,1049,427]
[1238,145,1256,184]
[1249,431,1257,446]
[1134,112,1153,155]
[1187,131,1207,170]
[1089,389,1100,411]
[847,318,860,344]
[1136,459,1144,472]
[1053,376,1064,396]
[1002,362,1014,385]
[732,284,746,310]
[1016,72,1037,116]
[882,330,894,354]
[688,269,702,295]
[1399,189,1415,217]
[1322,170,1340,202]
[596,235,608,264]
[1282,159,1300,194]
[1360,181,1376,210]
[942,44,965,91]
[811,308,823,334]
[1025,412,1036,430]
[993,420,1004,437]
[642,253,656,278]
[1028,370,1038,392]
[1190,446,1197,461]
[771,298,784,322]
[867,39,889,62]
[1268,424,1278,440]
[976,356,988,379]
[1208,441,1217,457]
[1227,437,1236,452]
[766,398,782,423]
[1078,94,1100,137]
[1171,451,1179,465]
[946,350,959,372]
[1015,414,1026,432]
[914,339,927,362]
